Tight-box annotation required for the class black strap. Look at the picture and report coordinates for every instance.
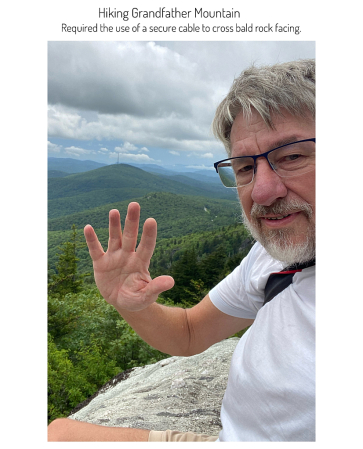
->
[263,259,315,307]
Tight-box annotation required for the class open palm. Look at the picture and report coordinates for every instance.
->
[84,203,174,312]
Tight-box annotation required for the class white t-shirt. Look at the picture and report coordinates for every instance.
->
[209,242,315,442]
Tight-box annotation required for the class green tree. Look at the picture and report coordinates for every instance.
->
[48,332,119,422]
[167,247,202,305]
[48,287,170,422]
[200,245,227,289]
[48,225,89,295]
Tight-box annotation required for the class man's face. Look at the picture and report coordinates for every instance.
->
[230,109,315,264]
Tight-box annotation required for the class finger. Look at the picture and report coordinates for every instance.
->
[146,275,175,298]
[136,218,157,264]
[84,225,105,261]
[121,202,140,252]
[108,209,122,252]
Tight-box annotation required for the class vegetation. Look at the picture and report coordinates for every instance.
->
[48,162,253,423]
[48,163,235,219]
[48,224,90,295]
[48,192,239,232]
[48,287,169,423]
[48,222,253,422]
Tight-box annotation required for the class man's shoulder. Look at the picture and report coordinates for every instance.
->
[245,242,283,274]
[229,242,284,298]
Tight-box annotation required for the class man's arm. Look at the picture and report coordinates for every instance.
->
[118,294,253,356]
[84,203,252,357]
[48,418,150,441]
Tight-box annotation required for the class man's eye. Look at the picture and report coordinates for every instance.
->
[276,153,304,165]
[285,153,301,161]
[235,163,254,174]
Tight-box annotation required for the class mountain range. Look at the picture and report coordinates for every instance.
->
[48,157,107,173]
[48,158,218,177]
[48,157,242,273]
[48,159,235,220]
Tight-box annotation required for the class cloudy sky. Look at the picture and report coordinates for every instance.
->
[48,41,315,169]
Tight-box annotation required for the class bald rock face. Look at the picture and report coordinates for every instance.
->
[68,339,239,434]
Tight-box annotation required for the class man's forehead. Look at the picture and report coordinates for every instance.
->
[230,110,315,154]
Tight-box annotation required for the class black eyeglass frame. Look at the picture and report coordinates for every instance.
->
[213,138,316,187]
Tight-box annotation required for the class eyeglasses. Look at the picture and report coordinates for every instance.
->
[214,138,315,188]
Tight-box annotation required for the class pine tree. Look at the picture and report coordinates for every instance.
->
[200,245,227,288]
[167,247,202,305]
[48,225,88,295]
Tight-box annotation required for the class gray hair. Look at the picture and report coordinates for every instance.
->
[212,59,315,155]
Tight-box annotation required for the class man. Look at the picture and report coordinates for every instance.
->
[48,59,315,441]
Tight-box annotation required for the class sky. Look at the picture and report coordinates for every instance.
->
[48,41,315,169]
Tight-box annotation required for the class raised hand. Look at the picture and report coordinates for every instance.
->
[84,202,174,312]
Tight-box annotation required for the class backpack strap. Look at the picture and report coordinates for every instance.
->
[263,259,315,307]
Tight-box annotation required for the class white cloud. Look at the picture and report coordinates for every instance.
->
[48,105,86,138]
[48,41,208,118]
[47,104,218,154]
[201,153,214,159]
[114,142,150,154]
[47,42,223,151]
[48,141,63,153]
[187,151,216,159]
[115,142,138,153]
[64,146,96,157]
[48,42,315,161]
[109,152,155,162]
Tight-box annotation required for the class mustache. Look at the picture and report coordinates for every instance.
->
[250,198,313,220]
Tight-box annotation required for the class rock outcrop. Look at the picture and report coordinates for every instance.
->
[69,338,239,435]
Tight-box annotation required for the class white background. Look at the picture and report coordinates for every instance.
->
[2,0,362,446]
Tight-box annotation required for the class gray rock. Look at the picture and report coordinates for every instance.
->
[69,338,239,435]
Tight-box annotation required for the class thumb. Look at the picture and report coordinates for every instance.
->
[146,275,175,298]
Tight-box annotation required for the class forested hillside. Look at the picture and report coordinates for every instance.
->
[49,190,239,230]
[48,161,253,423]
[48,223,253,422]
[48,163,235,219]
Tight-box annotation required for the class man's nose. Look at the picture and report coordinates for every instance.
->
[250,158,288,206]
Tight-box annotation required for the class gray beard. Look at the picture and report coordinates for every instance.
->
[240,198,315,265]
